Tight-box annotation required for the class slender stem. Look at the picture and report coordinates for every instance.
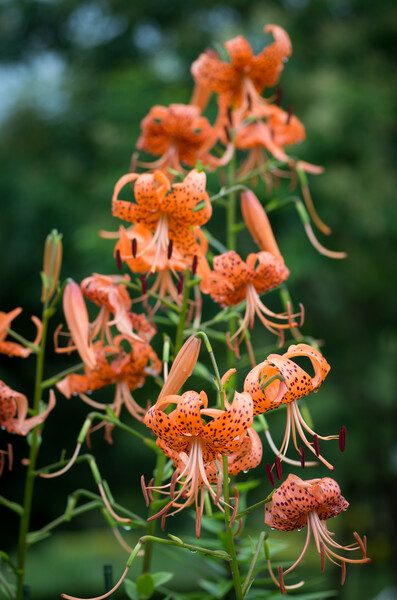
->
[41,361,85,389]
[141,452,167,574]
[16,297,51,599]
[174,268,191,353]
[4,329,39,353]
[242,532,266,596]
[139,535,231,561]
[235,493,274,520]
[222,455,243,600]
[209,184,247,205]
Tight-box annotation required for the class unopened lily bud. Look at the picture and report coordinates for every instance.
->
[41,229,63,302]
[240,190,281,258]
[159,335,201,399]
[63,280,96,369]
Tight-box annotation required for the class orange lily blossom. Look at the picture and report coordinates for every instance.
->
[191,25,292,125]
[265,474,369,589]
[56,335,161,443]
[136,103,231,175]
[0,307,42,358]
[244,343,338,469]
[81,273,143,343]
[143,389,254,536]
[200,250,302,345]
[0,380,55,435]
[112,169,212,274]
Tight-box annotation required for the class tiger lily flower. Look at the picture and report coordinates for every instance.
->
[0,380,55,435]
[265,474,369,589]
[0,308,42,358]
[112,169,212,274]
[136,103,231,175]
[57,337,161,443]
[244,343,337,469]
[191,25,292,122]
[143,389,254,536]
[200,250,301,345]
[81,273,143,343]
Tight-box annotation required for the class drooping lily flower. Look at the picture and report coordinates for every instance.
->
[265,474,369,589]
[0,308,42,358]
[244,343,338,469]
[143,389,254,536]
[112,169,212,274]
[136,103,232,175]
[200,250,301,345]
[191,25,292,124]
[0,380,55,435]
[81,273,143,343]
[56,336,161,442]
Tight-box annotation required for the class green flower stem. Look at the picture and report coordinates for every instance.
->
[222,455,243,600]
[242,532,266,596]
[139,535,231,561]
[208,184,248,206]
[41,361,85,389]
[0,571,15,600]
[195,331,222,404]
[15,295,51,600]
[141,451,167,574]
[235,492,274,520]
[174,267,191,353]
[27,500,102,545]
[0,495,23,516]
[4,329,39,354]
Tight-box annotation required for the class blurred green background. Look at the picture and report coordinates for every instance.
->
[1,0,396,598]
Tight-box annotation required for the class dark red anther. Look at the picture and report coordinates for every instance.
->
[313,434,320,457]
[269,127,275,141]
[299,446,305,469]
[131,238,137,258]
[224,126,231,143]
[177,274,184,295]
[227,106,233,126]
[265,462,275,487]
[115,249,122,271]
[286,105,293,125]
[167,238,173,260]
[339,425,346,452]
[274,456,282,480]
[276,85,283,106]
[247,93,252,111]
[191,254,198,276]
[140,273,148,294]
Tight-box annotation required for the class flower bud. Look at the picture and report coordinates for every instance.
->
[240,190,281,258]
[41,230,63,302]
[63,280,96,369]
[159,335,201,399]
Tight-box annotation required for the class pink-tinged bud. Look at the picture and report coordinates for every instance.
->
[159,335,201,399]
[63,281,96,369]
[240,190,282,258]
[41,229,63,302]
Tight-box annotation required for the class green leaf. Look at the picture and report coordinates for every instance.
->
[124,579,138,600]
[152,571,174,587]
[136,573,155,599]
